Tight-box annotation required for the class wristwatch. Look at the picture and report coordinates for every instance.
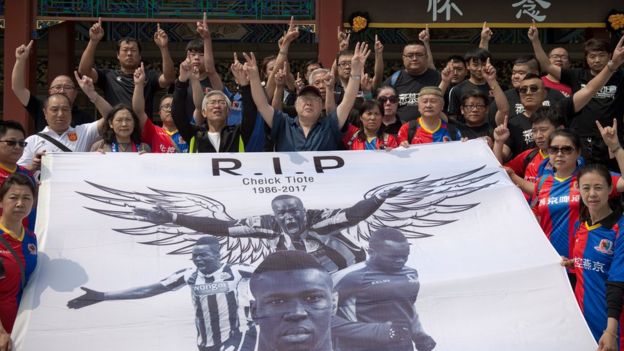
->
[607,60,617,73]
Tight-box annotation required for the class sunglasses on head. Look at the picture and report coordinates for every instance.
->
[378,96,398,104]
[547,145,575,155]
[518,85,541,94]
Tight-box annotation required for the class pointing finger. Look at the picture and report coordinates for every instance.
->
[26,40,34,50]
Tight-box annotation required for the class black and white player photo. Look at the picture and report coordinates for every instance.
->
[249,250,337,351]
[333,228,436,351]
[67,236,257,351]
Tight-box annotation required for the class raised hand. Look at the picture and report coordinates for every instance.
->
[527,19,539,42]
[196,12,211,39]
[178,59,192,82]
[323,72,335,92]
[274,63,286,87]
[153,23,169,48]
[350,42,371,76]
[377,186,404,200]
[242,52,260,81]
[481,21,493,42]
[337,26,350,51]
[596,119,620,152]
[374,34,384,54]
[295,72,305,93]
[230,53,249,86]
[482,57,497,82]
[281,16,299,46]
[360,73,373,92]
[418,24,430,43]
[133,206,174,224]
[611,35,624,69]
[89,17,104,42]
[440,61,452,83]
[74,70,97,97]
[67,287,106,309]
[493,115,510,143]
[133,62,145,85]
[15,40,33,61]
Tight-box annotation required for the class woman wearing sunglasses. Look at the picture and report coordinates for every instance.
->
[375,86,403,136]
[343,99,398,151]
[514,126,624,281]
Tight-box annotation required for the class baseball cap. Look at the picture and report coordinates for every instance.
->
[298,85,323,98]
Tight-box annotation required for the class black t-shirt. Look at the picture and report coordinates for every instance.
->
[488,87,564,125]
[95,68,161,118]
[561,68,624,137]
[454,121,493,140]
[447,80,492,117]
[507,97,575,157]
[383,118,403,136]
[384,69,441,123]
[25,95,94,132]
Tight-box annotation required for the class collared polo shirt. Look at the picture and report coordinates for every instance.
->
[270,110,342,151]
[18,121,101,166]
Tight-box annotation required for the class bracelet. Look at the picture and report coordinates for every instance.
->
[350,75,361,80]
[604,329,618,338]
[607,60,617,73]
[611,145,622,154]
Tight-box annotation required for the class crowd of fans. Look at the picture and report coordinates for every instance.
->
[1,12,624,350]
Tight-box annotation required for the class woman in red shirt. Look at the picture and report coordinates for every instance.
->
[343,100,398,150]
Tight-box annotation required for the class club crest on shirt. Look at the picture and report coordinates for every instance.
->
[594,239,614,255]
[28,243,37,255]
[68,132,78,142]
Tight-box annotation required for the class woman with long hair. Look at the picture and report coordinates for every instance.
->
[343,99,398,150]
[90,105,150,153]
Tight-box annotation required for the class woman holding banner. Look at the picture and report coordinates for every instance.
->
[0,174,38,351]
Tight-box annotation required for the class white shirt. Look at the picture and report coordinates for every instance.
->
[18,121,101,166]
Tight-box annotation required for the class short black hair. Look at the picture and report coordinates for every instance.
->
[403,40,426,50]
[43,93,71,108]
[460,90,489,106]
[548,128,581,150]
[369,227,407,250]
[250,251,327,294]
[356,99,385,141]
[464,48,491,64]
[375,85,397,98]
[530,106,562,127]
[0,120,26,140]
[584,38,610,55]
[159,94,174,106]
[116,37,142,53]
[195,236,221,248]
[186,38,204,53]
[271,194,302,207]
[513,55,539,73]
[336,49,354,62]
[521,73,542,82]
[304,60,323,70]
[0,173,36,201]
[447,55,466,65]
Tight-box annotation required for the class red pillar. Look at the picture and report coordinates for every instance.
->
[317,0,343,68]
[3,0,36,131]
[48,22,76,83]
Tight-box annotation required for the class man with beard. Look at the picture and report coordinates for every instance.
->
[332,228,436,351]
[250,250,337,351]
[78,18,175,118]
[67,236,256,351]
[134,188,403,274]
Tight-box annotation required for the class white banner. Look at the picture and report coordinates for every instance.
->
[13,140,596,350]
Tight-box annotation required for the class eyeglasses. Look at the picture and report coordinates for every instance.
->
[403,53,426,60]
[0,140,28,148]
[160,104,172,111]
[518,85,541,94]
[338,61,351,67]
[463,104,486,110]
[378,96,398,104]
[50,85,75,91]
[547,145,575,155]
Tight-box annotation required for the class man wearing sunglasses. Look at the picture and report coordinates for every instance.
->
[530,25,624,168]
[12,40,95,132]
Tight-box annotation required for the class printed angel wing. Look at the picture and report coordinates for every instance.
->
[77,181,273,264]
[343,165,498,244]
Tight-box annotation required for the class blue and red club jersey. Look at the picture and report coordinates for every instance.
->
[531,173,620,258]
[0,163,37,232]
[572,215,624,347]
[397,117,461,145]
[0,226,37,333]
[505,148,548,184]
